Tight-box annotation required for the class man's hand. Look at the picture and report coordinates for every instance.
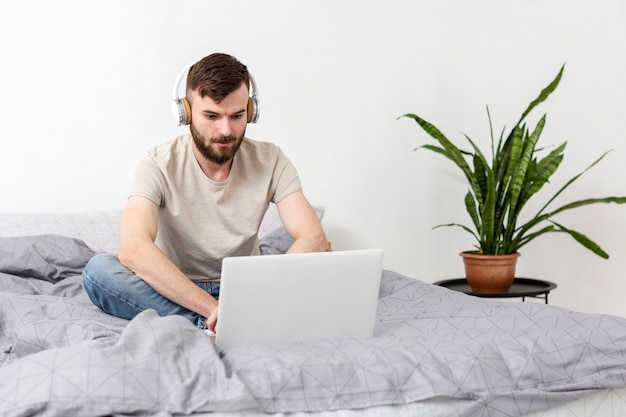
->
[206,302,219,332]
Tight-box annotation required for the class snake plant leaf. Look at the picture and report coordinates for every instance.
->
[472,153,488,204]
[535,150,612,216]
[517,64,565,125]
[503,125,525,190]
[433,222,480,243]
[510,115,545,213]
[512,225,555,252]
[416,143,447,156]
[520,142,566,205]
[482,164,499,252]
[401,113,483,203]
[464,190,481,235]
[545,197,626,217]
[549,221,609,259]
[465,134,495,244]
[515,196,626,250]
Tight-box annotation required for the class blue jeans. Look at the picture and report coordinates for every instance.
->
[82,253,220,329]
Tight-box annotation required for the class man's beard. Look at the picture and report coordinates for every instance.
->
[190,123,244,165]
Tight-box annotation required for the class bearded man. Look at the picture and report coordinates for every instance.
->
[82,53,328,332]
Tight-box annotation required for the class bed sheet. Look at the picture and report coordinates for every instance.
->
[2,241,626,417]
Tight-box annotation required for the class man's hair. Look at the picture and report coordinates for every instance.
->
[186,53,251,103]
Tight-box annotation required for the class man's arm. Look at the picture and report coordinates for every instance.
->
[118,196,219,330]
[276,191,329,254]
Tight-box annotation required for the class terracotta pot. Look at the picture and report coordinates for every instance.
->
[460,251,521,293]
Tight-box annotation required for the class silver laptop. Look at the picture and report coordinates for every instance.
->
[214,249,384,350]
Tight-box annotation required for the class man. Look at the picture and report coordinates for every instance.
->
[82,53,328,332]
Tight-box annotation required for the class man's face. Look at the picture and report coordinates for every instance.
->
[188,83,249,165]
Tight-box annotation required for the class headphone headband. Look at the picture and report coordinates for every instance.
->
[170,59,260,126]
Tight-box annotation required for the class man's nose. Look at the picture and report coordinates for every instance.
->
[218,118,233,136]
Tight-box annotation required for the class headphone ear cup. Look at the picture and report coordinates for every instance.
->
[247,96,260,124]
[171,97,192,126]
[181,98,191,125]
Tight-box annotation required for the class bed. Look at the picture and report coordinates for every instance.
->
[2,208,626,417]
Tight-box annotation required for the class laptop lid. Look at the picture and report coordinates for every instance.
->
[214,249,384,350]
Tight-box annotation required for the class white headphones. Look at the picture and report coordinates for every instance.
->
[171,60,260,126]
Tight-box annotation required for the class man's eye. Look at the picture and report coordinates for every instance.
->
[232,114,244,120]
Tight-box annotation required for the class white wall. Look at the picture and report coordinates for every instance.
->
[1,1,625,316]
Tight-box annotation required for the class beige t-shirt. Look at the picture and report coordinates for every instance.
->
[129,134,302,281]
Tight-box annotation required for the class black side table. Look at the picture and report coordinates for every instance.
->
[433,278,557,304]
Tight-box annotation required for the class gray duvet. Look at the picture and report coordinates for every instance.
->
[1,235,626,417]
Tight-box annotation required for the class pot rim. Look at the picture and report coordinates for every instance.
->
[459,250,521,259]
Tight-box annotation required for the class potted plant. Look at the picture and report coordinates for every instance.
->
[400,65,626,293]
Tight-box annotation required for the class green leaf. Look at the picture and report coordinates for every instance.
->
[464,190,481,234]
[516,197,626,250]
[550,221,610,259]
[535,150,612,216]
[513,225,555,251]
[520,142,566,207]
[401,113,483,203]
[433,222,480,243]
[517,64,565,125]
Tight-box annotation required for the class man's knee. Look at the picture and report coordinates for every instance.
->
[81,253,146,319]
[82,253,129,304]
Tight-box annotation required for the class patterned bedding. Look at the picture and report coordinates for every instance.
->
[1,212,626,417]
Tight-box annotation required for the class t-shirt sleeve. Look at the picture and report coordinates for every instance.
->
[128,154,168,207]
[270,148,302,204]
